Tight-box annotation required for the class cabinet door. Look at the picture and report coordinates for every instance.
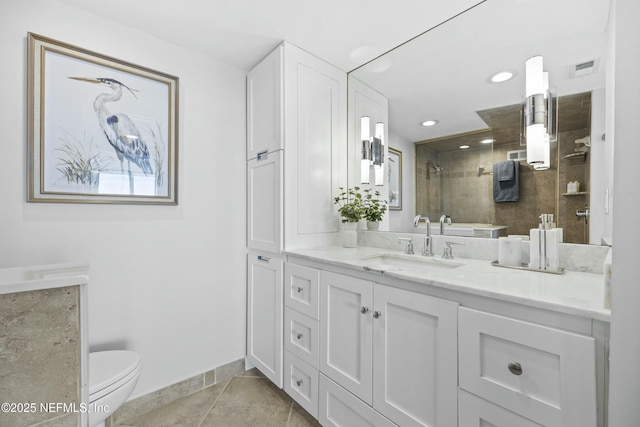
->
[459,390,543,427]
[247,45,283,160]
[283,42,347,249]
[372,285,458,427]
[247,150,282,253]
[246,252,283,387]
[319,271,373,404]
[319,374,397,427]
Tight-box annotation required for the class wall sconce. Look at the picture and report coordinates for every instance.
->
[523,55,555,170]
[360,116,385,186]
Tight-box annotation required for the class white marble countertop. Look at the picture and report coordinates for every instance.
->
[284,246,611,322]
[0,263,90,295]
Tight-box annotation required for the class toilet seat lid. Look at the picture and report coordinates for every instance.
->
[89,350,141,396]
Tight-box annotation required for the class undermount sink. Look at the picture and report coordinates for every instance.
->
[358,253,463,273]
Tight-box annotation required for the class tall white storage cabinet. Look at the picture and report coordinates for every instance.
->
[247,42,347,253]
[246,42,347,389]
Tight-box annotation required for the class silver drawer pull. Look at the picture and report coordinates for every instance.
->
[297,286,303,293]
[508,362,523,376]
[257,255,270,263]
[360,306,369,314]
[296,333,303,340]
[296,379,304,387]
[373,311,381,319]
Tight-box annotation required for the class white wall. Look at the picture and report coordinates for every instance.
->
[608,0,640,424]
[0,0,247,398]
[388,131,415,232]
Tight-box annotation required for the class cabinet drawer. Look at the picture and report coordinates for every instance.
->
[459,307,596,427]
[284,351,319,419]
[458,390,542,427]
[319,374,397,427]
[284,263,319,319]
[284,307,319,368]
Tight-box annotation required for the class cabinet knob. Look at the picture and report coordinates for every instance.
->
[296,333,303,340]
[360,306,369,314]
[508,362,523,376]
[373,311,381,319]
[296,379,304,387]
[297,286,303,293]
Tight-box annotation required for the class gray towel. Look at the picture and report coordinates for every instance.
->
[493,160,519,202]
[496,159,515,181]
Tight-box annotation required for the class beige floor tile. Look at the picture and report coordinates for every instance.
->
[122,382,227,427]
[200,377,292,427]
[236,367,266,378]
[286,403,322,427]
[117,370,321,427]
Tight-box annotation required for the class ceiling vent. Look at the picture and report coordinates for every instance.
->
[570,59,600,78]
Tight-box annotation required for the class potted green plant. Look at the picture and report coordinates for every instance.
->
[333,186,364,223]
[333,187,364,247]
[362,189,388,230]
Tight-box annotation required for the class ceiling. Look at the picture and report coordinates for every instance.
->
[350,0,611,143]
[56,0,484,71]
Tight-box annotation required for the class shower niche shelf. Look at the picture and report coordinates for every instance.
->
[562,191,589,196]
[562,151,588,161]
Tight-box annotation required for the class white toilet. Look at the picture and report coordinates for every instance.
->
[89,350,141,427]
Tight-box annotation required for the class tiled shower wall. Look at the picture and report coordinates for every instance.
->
[416,144,494,224]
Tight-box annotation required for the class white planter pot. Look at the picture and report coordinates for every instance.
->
[366,221,380,231]
[341,222,358,247]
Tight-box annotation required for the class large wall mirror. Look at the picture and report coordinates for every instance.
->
[348,0,612,244]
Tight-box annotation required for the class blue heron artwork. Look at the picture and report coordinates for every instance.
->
[29,33,178,204]
[68,77,155,177]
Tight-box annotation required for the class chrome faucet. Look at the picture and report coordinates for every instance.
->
[413,215,432,256]
[439,214,451,236]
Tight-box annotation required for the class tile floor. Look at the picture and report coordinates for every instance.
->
[116,369,321,427]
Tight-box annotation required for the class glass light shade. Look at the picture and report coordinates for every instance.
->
[375,122,384,141]
[361,158,370,184]
[361,116,370,142]
[526,124,546,165]
[374,164,384,186]
[534,136,551,170]
[525,56,544,96]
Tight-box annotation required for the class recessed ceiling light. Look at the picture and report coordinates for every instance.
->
[480,138,494,144]
[421,119,439,127]
[459,145,470,149]
[489,70,517,83]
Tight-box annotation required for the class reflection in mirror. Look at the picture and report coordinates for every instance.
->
[348,0,610,244]
[388,147,402,210]
[415,93,593,243]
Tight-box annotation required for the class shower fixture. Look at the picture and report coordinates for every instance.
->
[427,160,443,173]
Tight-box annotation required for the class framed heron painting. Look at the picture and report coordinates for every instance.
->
[27,33,179,204]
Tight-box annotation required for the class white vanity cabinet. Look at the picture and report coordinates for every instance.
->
[319,270,459,427]
[246,41,346,389]
[246,252,283,388]
[458,307,598,427]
